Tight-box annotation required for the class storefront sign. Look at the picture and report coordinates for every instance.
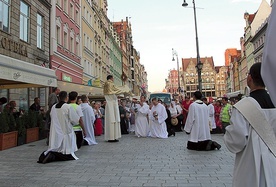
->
[0,55,57,88]
[93,78,101,87]
[1,37,28,57]
[62,73,72,82]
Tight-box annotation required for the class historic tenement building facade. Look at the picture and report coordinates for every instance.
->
[0,0,56,110]
[182,57,216,98]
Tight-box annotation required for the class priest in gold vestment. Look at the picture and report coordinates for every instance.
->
[103,75,131,142]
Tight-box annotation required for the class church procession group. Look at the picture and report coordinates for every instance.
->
[36,2,276,186]
[38,74,224,164]
[37,58,275,187]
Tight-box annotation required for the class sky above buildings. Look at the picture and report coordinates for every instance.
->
[107,0,268,92]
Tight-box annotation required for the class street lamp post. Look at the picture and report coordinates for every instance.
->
[182,0,203,93]
[172,48,181,95]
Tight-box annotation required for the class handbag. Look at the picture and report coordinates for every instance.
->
[171,117,178,126]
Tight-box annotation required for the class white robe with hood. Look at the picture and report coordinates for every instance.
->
[81,103,97,145]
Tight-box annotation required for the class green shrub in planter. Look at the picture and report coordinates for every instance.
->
[15,115,26,137]
[0,111,16,133]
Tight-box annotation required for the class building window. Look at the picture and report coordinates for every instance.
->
[56,26,61,44]
[64,0,68,13]
[0,0,10,32]
[84,59,87,73]
[83,6,86,19]
[37,13,43,49]
[64,31,68,49]
[76,41,79,56]
[70,3,74,18]
[56,26,60,44]
[56,0,61,6]
[20,1,29,42]
[75,10,79,24]
[70,36,74,52]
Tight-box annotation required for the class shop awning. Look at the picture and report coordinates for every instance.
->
[0,54,57,89]
[57,81,103,96]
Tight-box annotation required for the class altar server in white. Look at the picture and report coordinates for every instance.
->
[37,91,80,164]
[149,97,168,138]
[224,63,276,187]
[202,97,216,131]
[135,95,150,137]
[80,95,97,145]
[184,91,221,151]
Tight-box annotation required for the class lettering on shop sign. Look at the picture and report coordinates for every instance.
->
[62,73,72,82]
[13,72,21,80]
[1,37,28,57]
[48,79,53,85]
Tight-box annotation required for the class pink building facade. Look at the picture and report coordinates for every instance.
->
[50,0,82,85]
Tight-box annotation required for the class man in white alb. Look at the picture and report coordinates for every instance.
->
[80,95,97,146]
[37,91,80,164]
[202,97,216,132]
[184,91,221,151]
[135,95,150,137]
[224,63,276,187]
[149,97,168,139]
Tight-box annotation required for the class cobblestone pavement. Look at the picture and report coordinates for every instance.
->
[0,132,234,187]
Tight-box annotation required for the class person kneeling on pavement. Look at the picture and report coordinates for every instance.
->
[184,91,221,151]
[37,91,80,164]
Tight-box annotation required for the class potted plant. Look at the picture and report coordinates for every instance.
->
[37,112,47,140]
[15,114,26,146]
[24,110,39,143]
[0,111,18,151]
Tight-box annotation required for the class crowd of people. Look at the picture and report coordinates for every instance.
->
[36,74,230,164]
[1,57,276,186]
[0,74,241,164]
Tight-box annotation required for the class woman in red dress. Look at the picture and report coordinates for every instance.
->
[214,100,222,133]
[93,102,103,136]
[181,96,193,127]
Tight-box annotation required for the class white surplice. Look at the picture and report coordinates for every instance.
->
[149,103,168,138]
[135,102,150,137]
[224,104,276,187]
[80,103,97,145]
[45,103,80,159]
[208,104,216,130]
[184,100,211,142]
[262,2,276,106]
